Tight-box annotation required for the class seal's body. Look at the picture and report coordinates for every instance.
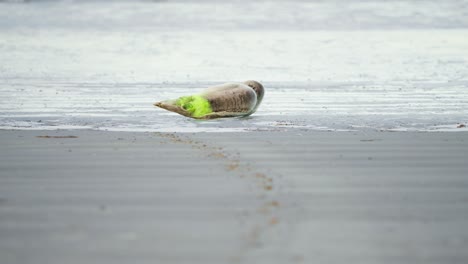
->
[154,80,264,119]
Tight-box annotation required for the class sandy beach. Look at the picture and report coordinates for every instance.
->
[1,129,468,264]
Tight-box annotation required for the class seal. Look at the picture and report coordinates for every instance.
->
[154,80,264,119]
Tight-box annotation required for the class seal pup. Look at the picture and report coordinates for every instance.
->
[154,80,264,119]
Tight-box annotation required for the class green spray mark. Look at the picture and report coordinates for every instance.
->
[176,95,212,118]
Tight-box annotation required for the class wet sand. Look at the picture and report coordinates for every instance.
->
[1,130,468,264]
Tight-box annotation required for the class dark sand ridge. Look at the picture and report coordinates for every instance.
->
[1,130,468,264]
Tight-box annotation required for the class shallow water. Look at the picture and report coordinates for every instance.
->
[1,0,468,132]
[1,80,467,132]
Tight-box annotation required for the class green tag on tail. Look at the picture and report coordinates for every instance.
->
[175,95,213,118]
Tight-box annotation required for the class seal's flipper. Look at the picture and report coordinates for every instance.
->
[154,95,213,118]
[154,100,193,118]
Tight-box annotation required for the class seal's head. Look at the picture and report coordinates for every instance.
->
[243,80,264,111]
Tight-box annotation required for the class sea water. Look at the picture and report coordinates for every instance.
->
[1,0,468,132]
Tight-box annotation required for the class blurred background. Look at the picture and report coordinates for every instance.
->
[1,0,468,83]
